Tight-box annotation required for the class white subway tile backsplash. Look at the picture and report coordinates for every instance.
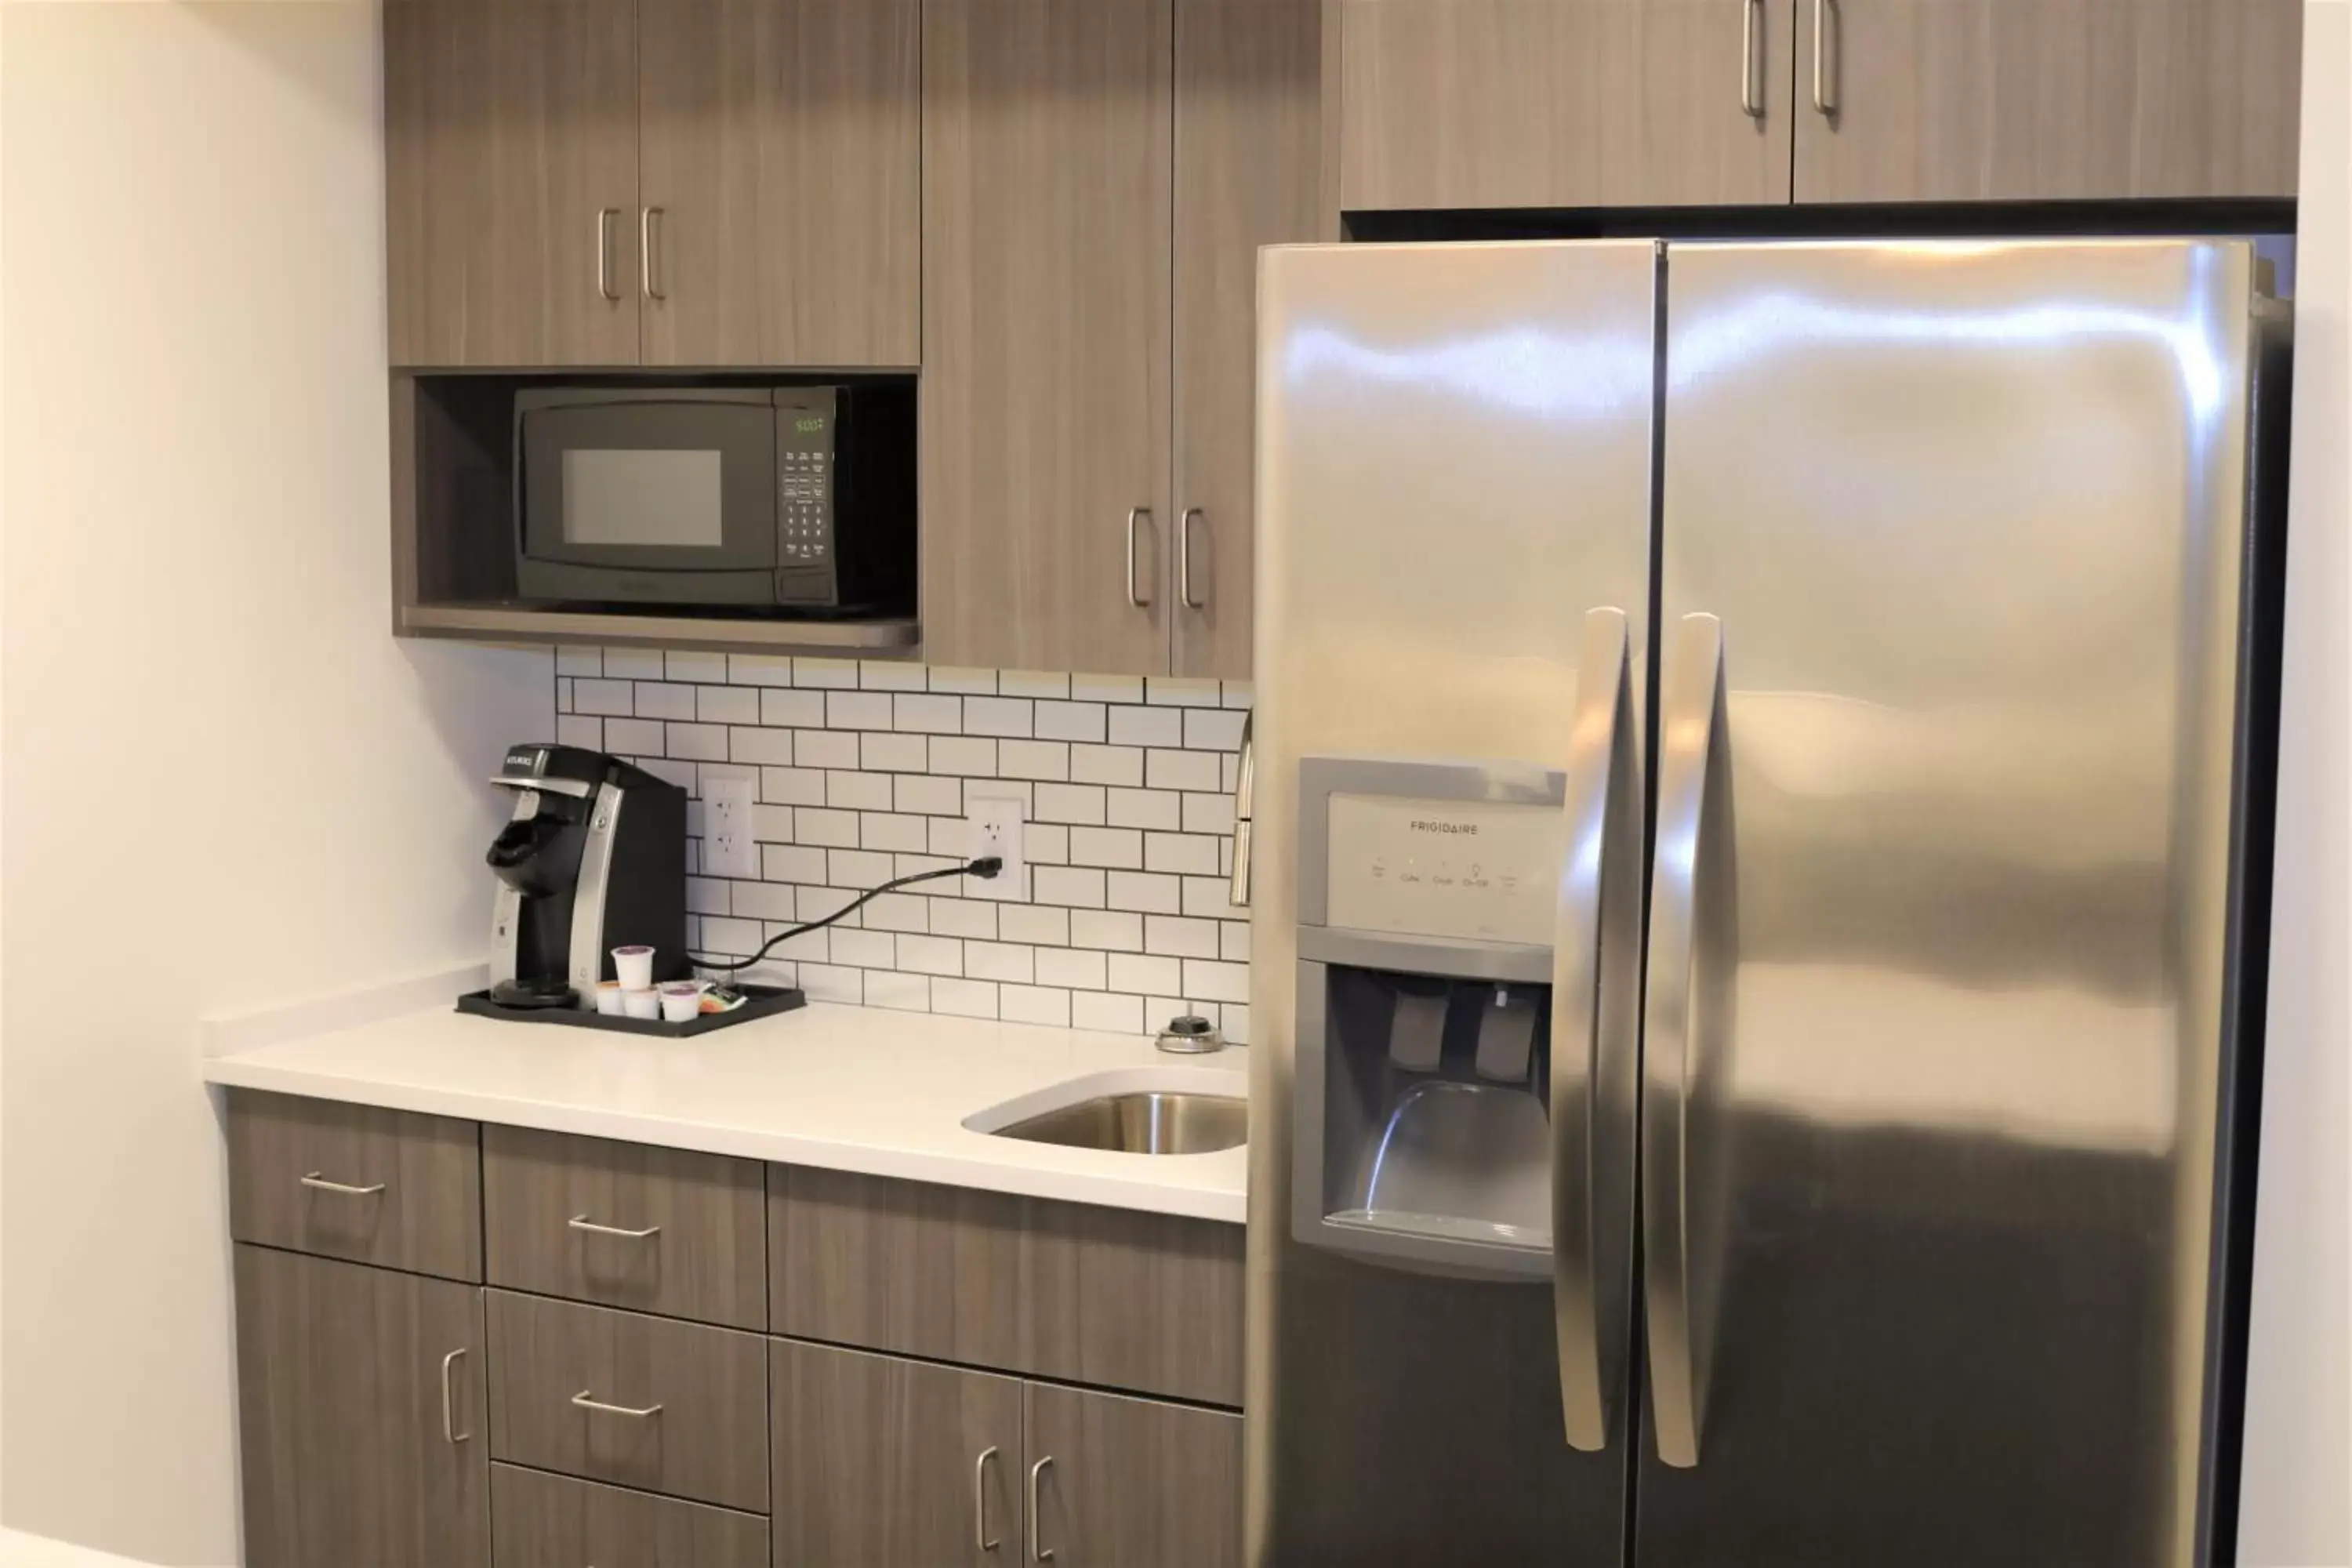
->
[761,687,826,727]
[593,653,1251,1033]
[795,730,859,770]
[1070,744,1145,788]
[604,648,666,681]
[1147,748,1221,793]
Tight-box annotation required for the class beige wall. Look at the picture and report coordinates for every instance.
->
[0,5,549,1563]
[2239,8,2352,1564]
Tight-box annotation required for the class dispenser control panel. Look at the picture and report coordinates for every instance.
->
[1325,792,1565,947]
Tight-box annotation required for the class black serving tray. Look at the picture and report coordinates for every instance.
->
[456,983,805,1038]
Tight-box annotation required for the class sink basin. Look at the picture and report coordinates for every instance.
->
[992,1091,1247,1155]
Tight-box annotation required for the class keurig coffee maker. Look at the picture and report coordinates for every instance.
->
[485,743,687,1009]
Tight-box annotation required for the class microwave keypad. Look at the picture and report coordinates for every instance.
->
[780,453,829,562]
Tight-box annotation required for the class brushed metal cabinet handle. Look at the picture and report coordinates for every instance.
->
[299,1173,386,1197]
[595,208,621,301]
[1179,506,1206,609]
[572,1390,663,1420]
[641,206,667,301]
[1549,607,1642,1454]
[441,1348,470,1443]
[1741,0,1766,118]
[568,1214,662,1240]
[975,1445,1002,1552]
[1642,611,1732,1469]
[1028,1456,1054,1562]
[1812,0,1837,114]
[1126,508,1153,608]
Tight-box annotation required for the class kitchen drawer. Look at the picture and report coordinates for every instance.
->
[486,1290,768,1512]
[769,1164,1244,1406]
[485,1124,765,1329]
[226,1088,481,1281]
[491,1464,768,1568]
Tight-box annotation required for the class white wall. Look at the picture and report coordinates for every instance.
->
[2238,5,2352,1565]
[0,5,549,1563]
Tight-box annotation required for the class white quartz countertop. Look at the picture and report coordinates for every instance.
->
[200,1001,1248,1224]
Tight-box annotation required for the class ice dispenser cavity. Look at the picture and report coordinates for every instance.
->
[1291,756,1571,1280]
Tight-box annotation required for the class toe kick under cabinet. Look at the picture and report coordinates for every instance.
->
[223,1089,1244,1568]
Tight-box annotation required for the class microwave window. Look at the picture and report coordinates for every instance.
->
[560,448,725,548]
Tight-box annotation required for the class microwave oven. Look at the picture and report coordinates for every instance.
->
[514,384,915,613]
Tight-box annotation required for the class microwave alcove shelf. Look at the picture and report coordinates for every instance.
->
[392,372,923,659]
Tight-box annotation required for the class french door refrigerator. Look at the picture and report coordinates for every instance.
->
[1245,238,2287,1568]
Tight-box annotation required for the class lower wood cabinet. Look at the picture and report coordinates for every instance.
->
[490,1464,768,1568]
[232,1245,489,1568]
[771,1338,1241,1568]
[1027,1381,1243,1568]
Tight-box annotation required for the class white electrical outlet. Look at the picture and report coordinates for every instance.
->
[965,795,1026,899]
[702,775,759,878]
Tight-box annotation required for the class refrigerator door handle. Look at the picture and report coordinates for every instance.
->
[1643,611,1732,1470]
[1550,606,1642,1452]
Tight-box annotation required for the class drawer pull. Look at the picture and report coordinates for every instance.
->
[568,1214,662,1240]
[440,1348,471,1443]
[1029,1456,1054,1562]
[572,1390,664,1421]
[975,1445,1002,1552]
[299,1172,386,1197]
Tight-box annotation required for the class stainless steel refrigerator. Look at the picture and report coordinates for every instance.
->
[1245,238,2288,1568]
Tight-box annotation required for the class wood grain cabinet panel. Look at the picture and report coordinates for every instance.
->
[384,0,641,366]
[1171,0,1322,680]
[768,1163,1244,1406]
[1336,0,1798,211]
[226,1088,482,1281]
[233,1246,489,1568]
[486,1290,770,1512]
[638,0,921,367]
[1793,0,2303,201]
[770,1338,1025,1567]
[484,1123,767,1328]
[491,1464,769,1568]
[1025,1384,1243,1568]
[920,0,1174,674]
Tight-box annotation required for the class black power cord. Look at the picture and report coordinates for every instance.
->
[688,855,1004,974]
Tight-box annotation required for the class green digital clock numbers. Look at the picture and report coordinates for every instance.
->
[796,416,826,434]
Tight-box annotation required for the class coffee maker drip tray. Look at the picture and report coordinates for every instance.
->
[1330,1079,1553,1250]
[457,982,806,1039]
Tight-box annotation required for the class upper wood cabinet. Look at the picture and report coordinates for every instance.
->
[386,0,642,367]
[638,0,921,365]
[1172,0,1324,679]
[921,0,1319,677]
[387,0,919,368]
[1335,0,1798,211]
[1793,0,2303,202]
[920,0,1174,676]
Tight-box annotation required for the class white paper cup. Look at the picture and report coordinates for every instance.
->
[659,981,706,1023]
[612,946,655,991]
[621,988,660,1021]
[593,982,625,1017]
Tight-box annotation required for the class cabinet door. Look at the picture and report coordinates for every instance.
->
[1794,0,2302,201]
[1171,0,1322,679]
[1024,1384,1243,1568]
[920,0,1174,674]
[385,0,641,367]
[233,1245,489,1568]
[771,1339,1025,1567]
[639,0,921,367]
[1337,0,1795,210]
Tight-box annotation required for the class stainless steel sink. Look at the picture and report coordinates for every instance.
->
[990,1091,1247,1155]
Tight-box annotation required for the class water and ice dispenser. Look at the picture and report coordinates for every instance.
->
[1292,757,1573,1281]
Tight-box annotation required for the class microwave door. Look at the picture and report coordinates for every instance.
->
[517,395,779,582]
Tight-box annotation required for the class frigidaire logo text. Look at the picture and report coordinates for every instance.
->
[1409,820,1478,836]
